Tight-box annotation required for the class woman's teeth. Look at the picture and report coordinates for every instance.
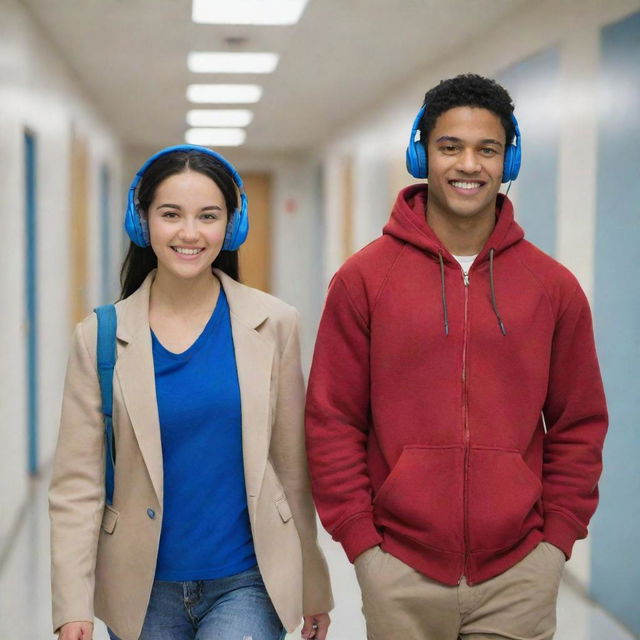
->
[172,247,202,255]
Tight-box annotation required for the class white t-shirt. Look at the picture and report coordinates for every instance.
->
[452,254,477,276]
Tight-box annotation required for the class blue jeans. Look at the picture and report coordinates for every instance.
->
[108,565,286,640]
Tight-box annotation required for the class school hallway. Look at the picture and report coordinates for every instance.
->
[0,464,635,639]
[2,0,639,638]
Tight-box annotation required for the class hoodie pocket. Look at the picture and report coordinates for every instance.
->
[373,445,464,553]
[467,447,543,552]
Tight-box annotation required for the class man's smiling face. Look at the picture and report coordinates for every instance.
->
[426,106,506,223]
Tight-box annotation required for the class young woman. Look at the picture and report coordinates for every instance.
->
[49,145,333,640]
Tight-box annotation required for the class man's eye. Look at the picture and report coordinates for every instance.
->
[442,145,458,153]
[481,148,498,156]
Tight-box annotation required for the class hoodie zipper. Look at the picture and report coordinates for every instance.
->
[461,267,471,582]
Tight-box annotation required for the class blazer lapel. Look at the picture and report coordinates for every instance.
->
[216,270,274,510]
[115,273,164,503]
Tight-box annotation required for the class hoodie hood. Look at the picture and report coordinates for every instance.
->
[383,184,525,337]
[383,184,524,265]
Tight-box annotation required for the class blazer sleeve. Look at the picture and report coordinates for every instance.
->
[49,319,105,633]
[269,310,334,616]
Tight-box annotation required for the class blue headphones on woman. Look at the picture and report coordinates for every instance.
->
[124,144,249,251]
[405,105,522,183]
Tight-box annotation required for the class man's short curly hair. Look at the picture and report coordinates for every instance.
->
[418,74,515,147]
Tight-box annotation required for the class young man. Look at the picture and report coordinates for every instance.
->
[305,74,608,639]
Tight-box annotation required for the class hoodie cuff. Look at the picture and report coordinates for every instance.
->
[543,510,587,559]
[334,514,383,563]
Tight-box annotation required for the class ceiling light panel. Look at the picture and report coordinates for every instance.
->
[188,52,279,74]
[187,109,254,127]
[185,128,247,146]
[187,84,263,104]
[192,0,309,25]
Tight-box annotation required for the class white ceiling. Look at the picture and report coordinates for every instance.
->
[20,0,528,156]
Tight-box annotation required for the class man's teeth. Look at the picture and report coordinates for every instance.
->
[450,181,482,189]
[173,247,201,255]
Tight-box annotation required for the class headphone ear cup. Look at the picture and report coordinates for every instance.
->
[406,104,428,179]
[502,145,514,183]
[406,141,428,179]
[508,141,521,182]
[416,142,428,179]
[502,114,522,183]
[222,193,249,251]
[124,186,150,247]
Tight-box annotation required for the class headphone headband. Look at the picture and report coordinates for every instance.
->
[124,144,249,251]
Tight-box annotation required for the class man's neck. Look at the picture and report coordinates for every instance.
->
[425,199,497,256]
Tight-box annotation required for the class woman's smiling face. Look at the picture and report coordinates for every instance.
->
[146,169,228,281]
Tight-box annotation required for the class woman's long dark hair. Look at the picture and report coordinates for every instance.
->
[120,150,241,300]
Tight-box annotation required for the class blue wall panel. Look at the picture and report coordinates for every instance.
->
[591,11,640,636]
[497,48,560,256]
[24,131,38,475]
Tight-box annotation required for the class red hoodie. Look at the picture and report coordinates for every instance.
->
[305,184,607,585]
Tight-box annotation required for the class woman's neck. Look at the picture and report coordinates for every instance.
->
[150,267,220,318]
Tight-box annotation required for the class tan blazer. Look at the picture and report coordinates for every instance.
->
[49,270,333,640]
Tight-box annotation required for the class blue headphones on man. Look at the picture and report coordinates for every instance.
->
[405,104,522,183]
[124,144,249,251]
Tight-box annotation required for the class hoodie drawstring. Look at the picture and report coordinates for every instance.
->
[438,251,449,336]
[436,249,507,337]
[489,248,507,336]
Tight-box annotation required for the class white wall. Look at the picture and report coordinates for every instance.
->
[0,0,123,550]
[314,0,640,590]
[230,151,325,371]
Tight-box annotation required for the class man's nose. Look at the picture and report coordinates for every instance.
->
[456,148,481,173]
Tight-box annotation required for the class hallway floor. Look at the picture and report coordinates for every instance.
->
[1,471,636,639]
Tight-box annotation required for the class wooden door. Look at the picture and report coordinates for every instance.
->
[238,173,272,292]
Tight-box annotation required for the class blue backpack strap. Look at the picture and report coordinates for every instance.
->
[94,304,117,505]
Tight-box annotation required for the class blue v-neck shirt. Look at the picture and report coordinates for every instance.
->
[152,288,256,580]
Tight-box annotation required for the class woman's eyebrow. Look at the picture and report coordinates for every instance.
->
[156,203,223,210]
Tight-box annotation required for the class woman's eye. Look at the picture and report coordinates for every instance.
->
[162,211,178,218]
[201,213,218,221]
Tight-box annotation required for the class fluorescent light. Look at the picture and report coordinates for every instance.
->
[185,128,246,146]
[188,52,279,74]
[187,109,254,127]
[187,84,262,104]
[192,0,309,25]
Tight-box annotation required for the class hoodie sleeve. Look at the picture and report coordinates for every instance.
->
[541,284,608,558]
[305,274,383,563]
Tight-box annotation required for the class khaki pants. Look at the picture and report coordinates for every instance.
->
[354,542,565,640]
